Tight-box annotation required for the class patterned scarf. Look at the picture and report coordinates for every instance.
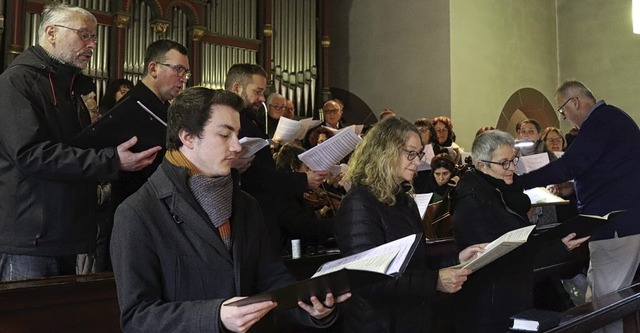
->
[166,149,233,250]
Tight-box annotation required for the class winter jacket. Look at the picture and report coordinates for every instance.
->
[0,45,119,256]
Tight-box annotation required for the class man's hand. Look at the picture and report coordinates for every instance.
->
[231,155,255,174]
[220,297,277,333]
[561,232,590,251]
[117,136,161,171]
[436,267,472,293]
[297,292,352,320]
[306,170,329,189]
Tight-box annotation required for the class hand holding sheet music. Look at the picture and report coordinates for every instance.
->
[298,127,362,171]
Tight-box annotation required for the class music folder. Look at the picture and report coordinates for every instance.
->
[69,95,166,152]
[226,233,422,310]
[531,210,623,242]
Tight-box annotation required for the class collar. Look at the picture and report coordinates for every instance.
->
[584,100,605,123]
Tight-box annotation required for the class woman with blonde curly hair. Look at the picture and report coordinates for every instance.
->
[334,116,484,333]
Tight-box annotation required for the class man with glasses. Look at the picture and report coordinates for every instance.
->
[322,100,345,129]
[264,93,287,138]
[0,3,160,280]
[112,39,191,209]
[520,80,640,333]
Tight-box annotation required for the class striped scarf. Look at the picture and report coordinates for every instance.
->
[166,149,232,250]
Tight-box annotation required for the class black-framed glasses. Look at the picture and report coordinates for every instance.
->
[556,97,575,118]
[269,104,285,110]
[158,63,192,80]
[481,156,519,170]
[54,25,97,42]
[402,148,426,161]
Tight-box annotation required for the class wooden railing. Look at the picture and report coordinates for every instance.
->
[0,244,636,333]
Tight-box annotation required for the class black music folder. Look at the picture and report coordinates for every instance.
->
[510,308,562,331]
[227,233,422,310]
[531,210,623,242]
[69,95,166,152]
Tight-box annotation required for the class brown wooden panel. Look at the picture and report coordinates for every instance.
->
[0,273,121,333]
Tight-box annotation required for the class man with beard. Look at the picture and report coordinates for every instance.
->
[225,64,327,254]
[0,3,159,281]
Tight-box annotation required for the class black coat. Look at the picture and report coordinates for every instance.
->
[0,45,119,256]
[335,184,458,333]
[237,107,308,253]
[450,169,568,332]
[110,161,336,332]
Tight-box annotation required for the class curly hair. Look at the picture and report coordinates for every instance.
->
[274,143,305,171]
[346,117,420,206]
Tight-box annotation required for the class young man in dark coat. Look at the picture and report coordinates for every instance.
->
[110,87,349,332]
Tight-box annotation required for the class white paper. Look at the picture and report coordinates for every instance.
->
[272,117,301,142]
[413,193,434,219]
[238,137,269,158]
[298,128,362,171]
[524,187,567,205]
[417,144,436,171]
[516,153,550,175]
[312,234,417,278]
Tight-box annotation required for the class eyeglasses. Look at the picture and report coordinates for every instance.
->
[323,108,341,115]
[157,63,191,80]
[481,156,519,170]
[54,25,97,42]
[269,104,285,110]
[402,148,426,161]
[417,127,430,134]
[544,137,563,144]
[556,97,575,118]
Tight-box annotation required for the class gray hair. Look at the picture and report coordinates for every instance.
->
[472,130,515,167]
[555,80,596,103]
[38,3,97,45]
[266,93,285,105]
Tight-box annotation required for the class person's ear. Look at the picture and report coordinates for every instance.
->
[44,25,57,45]
[178,129,195,149]
[148,62,159,78]
[231,82,242,94]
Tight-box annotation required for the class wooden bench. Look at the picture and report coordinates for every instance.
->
[0,272,120,333]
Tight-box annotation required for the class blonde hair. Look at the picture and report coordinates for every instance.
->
[346,117,419,205]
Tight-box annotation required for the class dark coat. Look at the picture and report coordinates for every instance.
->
[450,169,568,332]
[110,161,336,332]
[520,102,640,240]
[0,45,119,256]
[238,107,308,253]
[335,184,458,333]
[111,80,169,207]
[276,191,336,250]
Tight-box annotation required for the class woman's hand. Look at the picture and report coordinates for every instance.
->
[436,267,472,293]
[458,243,487,263]
[561,232,590,251]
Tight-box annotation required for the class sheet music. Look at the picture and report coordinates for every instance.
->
[516,153,550,175]
[239,137,269,158]
[323,124,364,135]
[294,118,322,140]
[272,117,301,142]
[137,101,167,127]
[524,187,567,205]
[298,128,362,171]
[413,193,434,219]
[417,144,435,171]
[312,234,417,277]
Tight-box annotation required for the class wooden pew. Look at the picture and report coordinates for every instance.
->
[0,273,120,333]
